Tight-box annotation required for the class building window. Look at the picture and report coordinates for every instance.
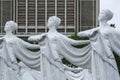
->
[16,0,76,34]
[0,0,13,34]
[0,0,99,35]
[77,0,99,31]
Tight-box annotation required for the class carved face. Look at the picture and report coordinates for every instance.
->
[47,16,61,29]
[4,22,12,32]
[98,10,107,21]
[98,10,113,21]
[4,21,17,32]
[47,17,55,28]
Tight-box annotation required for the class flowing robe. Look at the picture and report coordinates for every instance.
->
[0,35,40,80]
[88,27,120,80]
[0,33,91,80]
[37,32,92,80]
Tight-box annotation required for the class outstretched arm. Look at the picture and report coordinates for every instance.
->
[77,27,99,37]
[77,30,91,37]
[28,33,47,42]
[63,36,90,45]
[19,38,40,49]
[66,37,90,45]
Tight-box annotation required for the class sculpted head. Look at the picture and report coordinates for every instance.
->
[4,21,17,32]
[98,9,113,21]
[47,16,61,29]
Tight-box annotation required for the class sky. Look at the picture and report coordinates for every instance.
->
[100,0,120,27]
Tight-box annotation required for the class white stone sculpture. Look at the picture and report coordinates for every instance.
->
[28,16,92,80]
[19,62,41,80]
[0,21,41,80]
[78,9,120,80]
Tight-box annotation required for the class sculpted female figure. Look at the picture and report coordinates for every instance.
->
[0,21,40,80]
[78,9,120,80]
[28,16,92,80]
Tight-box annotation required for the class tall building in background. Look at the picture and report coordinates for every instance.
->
[0,0,99,35]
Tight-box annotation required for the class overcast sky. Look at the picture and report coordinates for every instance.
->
[100,0,120,27]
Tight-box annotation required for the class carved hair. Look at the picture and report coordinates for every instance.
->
[5,21,17,31]
[103,9,113,21]
[49,16,61,27]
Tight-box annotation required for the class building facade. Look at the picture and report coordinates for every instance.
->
[0,0,99,35]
